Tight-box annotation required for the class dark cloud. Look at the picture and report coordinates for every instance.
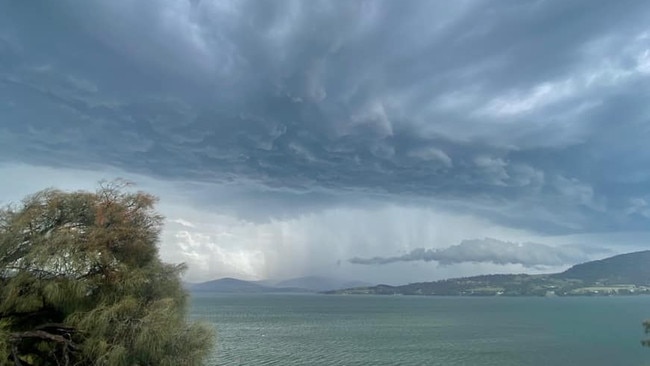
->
[1,0,650,234]
[349,238,612,267]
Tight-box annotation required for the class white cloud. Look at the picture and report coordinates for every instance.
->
[351,237,609,267]
[482,79,577,117]
[349,100,394,137]
[408,147,453,167]
[474,156,509,186]
[554,175,603,211]
[169,218,196,228]
[625,197,650,218]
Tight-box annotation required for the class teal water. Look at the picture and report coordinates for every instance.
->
[190,294,650,365]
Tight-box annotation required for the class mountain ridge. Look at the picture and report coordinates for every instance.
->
[327,250,650,296]
[187,276,372,293]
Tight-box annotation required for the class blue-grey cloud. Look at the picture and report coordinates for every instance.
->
[349,238,612,267]
[1,0,650,236]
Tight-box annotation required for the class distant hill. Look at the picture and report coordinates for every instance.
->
[188,276,373,293]
[187,278,302,293]
[188,277,268,292]
[274,276,373,292]
[554,250,650,284]
[327,250,650,297]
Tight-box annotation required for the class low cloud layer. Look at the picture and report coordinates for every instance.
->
[350,238,612,267]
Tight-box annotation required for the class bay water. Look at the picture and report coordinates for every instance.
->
[190,293,650,365]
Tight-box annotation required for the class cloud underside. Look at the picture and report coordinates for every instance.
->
[1,2,650,235]
[1,1,650,282]
[350,238,611,267]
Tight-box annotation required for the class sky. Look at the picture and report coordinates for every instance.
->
[2,0,650,284]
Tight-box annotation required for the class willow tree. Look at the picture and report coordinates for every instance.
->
[0,182,213,365]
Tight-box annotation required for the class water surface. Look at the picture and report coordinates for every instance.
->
[190,294,650,365]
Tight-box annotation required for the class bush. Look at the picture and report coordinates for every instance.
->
[0,182,213,365]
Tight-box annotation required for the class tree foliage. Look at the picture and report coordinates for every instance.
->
[0,182,213,365]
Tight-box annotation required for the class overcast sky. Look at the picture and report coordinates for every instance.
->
[2,0,650,284]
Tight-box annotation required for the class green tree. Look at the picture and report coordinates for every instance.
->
[0,182,214,365]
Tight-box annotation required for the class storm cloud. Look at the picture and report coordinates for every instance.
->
[2,1,650,282]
